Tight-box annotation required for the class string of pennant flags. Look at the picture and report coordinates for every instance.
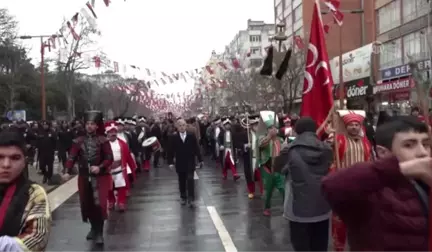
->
[37,0,334,112]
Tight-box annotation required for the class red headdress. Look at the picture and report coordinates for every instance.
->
[104,120,118,133]
[283,117,291,124]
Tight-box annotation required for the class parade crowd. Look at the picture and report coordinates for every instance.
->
[0,106,431,251]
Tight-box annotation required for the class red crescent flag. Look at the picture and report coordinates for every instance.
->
[300,0,334,134]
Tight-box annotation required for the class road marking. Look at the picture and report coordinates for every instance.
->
[207,206,237,252]
[48,176,78,211]
[194,171,199,180]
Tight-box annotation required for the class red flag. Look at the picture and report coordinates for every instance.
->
[231,58,240,69]
[86,2,97,18]
[205,66,214,74]
[104,0,110,6]
[67,21,80,40]
[299,0,334,132]
[294,35,304,49]
[93,56,101,68]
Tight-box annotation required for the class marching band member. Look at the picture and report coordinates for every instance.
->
[105,121,136,212]
[218,117,240,181]
[280,117,293,142]
[136,116,151,171]
[258,111,285,216]
[241,114,263,199]
[330,110,373,251]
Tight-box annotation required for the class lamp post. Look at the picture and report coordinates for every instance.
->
[19,34,62,120]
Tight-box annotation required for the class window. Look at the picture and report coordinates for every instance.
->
[284,0,292,13]
[402,0,429,23]
[276,3,283,18]
[294,27,303,38]
[286,13,293,32]
[250,47,261,55]
[379,38,402,69]
[403,30,428,61]
[249,35,262,42]
[377,0,401,34]
[293,4,302,22]
[250,59,262,68]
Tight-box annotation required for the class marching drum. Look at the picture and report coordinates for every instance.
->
[142,136,161,152]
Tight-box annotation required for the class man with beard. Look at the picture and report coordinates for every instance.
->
[62,111,113,245]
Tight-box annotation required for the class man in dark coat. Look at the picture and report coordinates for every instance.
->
[167,119,202,208]
[62,110,113,245]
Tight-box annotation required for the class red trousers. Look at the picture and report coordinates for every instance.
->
[247,169,263,194]
[141,160,150,171]
[331,213,347,251]
[223,152,238,178]
[108,187,127,206]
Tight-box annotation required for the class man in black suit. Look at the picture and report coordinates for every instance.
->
[168,119,202,208]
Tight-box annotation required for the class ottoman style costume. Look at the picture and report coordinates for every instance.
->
[64,110,113,245]
[330,110,372,251]
[240,114,263,198]
[105,121,136,212]
[258,111,285,216]
[136,116,151,171]
[218,118,240,180]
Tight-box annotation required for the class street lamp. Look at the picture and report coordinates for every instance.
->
[270,22,288,112]
[321,9,364,109]
[19,34,63,120]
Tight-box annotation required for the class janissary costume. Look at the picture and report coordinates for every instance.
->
[218,118,240,180]
[280,117,293,142]
[331,110,372,251]
[105,121,136,212]
[65,110,113,245]
[136,116,152,172]
[258,111,285,216]
[213,118,222,162]
[0,130,51,252]
[241,114,263,198]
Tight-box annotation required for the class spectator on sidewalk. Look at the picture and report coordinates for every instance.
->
[0,129,51,251]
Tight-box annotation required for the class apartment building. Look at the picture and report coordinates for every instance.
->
[373,0,431,112]
[274,0,375,59]
[226,19,275,68]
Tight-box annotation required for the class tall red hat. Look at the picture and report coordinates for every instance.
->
[104,120,118,133]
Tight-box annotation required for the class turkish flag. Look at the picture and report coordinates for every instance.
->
[299,0,334,132]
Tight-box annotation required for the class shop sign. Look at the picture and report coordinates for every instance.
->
[330,43,373,84]
[380,59,431,80]
[374,78,413,93]
[346,84,368,98]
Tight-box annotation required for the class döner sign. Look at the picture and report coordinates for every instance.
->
[347,85,368,98]
[374,78,411,93]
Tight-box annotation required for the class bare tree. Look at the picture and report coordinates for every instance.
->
[56,17,102,119]
[0,8,18,44]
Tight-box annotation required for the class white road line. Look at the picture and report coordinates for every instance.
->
[194,171,199,180]
[48,176,78,211]
[207,206,237,252]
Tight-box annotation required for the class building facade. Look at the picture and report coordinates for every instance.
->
[226,19,275,68]
[375,0,431,114]
[274,0,376,59]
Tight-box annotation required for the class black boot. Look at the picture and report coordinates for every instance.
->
[86,227,96,240]
[94,221,104,245]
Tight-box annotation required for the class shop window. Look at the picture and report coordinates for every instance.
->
[377,0,401,34]
[379,38,402,69]
[402,0,429,24]
[403,30,428,62]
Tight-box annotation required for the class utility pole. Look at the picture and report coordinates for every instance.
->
[321,9,364,108]
[19,34,62,120]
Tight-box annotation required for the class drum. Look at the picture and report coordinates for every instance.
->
[142,136,161,152]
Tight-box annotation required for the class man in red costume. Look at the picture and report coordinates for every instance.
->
[105,121,136,212]
[280,117,293,142]
[330,110,372,251]
[63,110,113,245]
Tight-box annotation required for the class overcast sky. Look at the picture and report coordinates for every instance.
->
[1,0,273,95]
